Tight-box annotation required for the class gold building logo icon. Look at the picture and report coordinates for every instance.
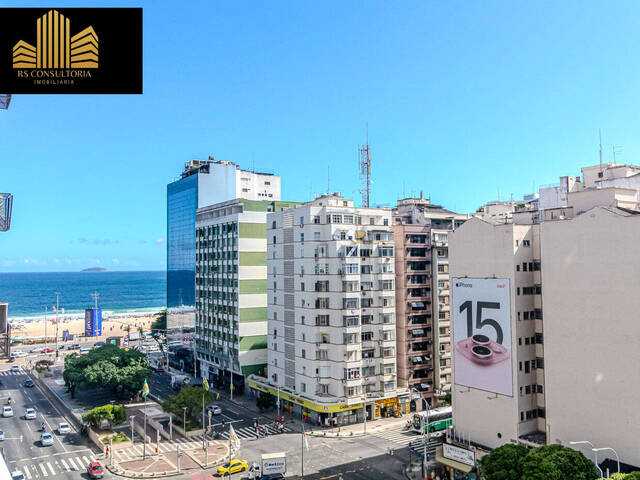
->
[12,10,98,69]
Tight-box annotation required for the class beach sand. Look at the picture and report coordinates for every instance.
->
[9,313,158,342]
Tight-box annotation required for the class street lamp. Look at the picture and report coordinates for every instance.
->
[593,447,620,476]
[570,441,603,478]
[412,387,430,479]
[182,406,188,431]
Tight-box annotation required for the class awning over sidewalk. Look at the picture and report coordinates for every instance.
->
[435,453,474,473]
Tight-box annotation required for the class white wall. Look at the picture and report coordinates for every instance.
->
[541,207,640,466]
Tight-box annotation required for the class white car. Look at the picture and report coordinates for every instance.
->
[40,432,53,446]
[24,408,36,420]
[29,347,43,353]
[10,365,19,373]
[13,351,27,358]
[58,422,71,434]
[0,429,5,440]
[11,471,25,480]
[3,406,13,417]
[207,405,222,415]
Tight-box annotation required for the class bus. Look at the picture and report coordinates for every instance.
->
[412,406,452,434]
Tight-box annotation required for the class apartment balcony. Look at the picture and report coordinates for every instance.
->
[535,343,544,358]
[342,377,363,387]
[535,368,544,385]
[409,355,432,367]
[533,270,541,284]
[439,304,450,312]
[536,392,545,409]
[534,319,543,334]
[534,295,542,309]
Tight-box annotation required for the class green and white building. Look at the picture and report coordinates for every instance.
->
[195,198,300,392]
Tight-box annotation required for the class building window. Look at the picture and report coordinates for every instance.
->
[332,214,342,223]
[361,331,373,341]
[301,349,306,359]
[313,215,320,224]
[525,360,530,373]
[300,382,306,392]
[273,235,276,244]
[300,216,304,226]
[301,282,305,291]
[522,240,531,246]
[314,231,320,240]
[362,349,375,359]
[300,233,304,243]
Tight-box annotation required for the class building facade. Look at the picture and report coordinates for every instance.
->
[393,196,468,410]
[194,198,297,394]
[252,194,409,426]
[167,158,281,329]
[449,163,640,469]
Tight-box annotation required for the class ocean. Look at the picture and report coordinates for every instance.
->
[0,271,166,318]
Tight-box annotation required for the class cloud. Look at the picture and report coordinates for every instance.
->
[155,237,165,245]
[76,238,118,245]
[54,258,61,264]
[23,256,39,264]
[112,258,120,264]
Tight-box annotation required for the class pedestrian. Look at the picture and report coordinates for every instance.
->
[255,426,260,439]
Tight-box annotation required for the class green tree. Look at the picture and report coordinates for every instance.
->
[83,404,126,430]
[521,444,598,480]
[256,391,275,412]
[480,443,529,480]
[63,344,149,398]
[161,386,213,428]
[151,310,167,354]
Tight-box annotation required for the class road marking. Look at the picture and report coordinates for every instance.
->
[47,462,55,475]
[39,463,48,476]
[23,465,32,479]
[67,457,78,470]
[81,455,91,466]
[60,459,69,471]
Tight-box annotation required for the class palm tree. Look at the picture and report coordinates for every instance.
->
[138,326,144,349]
[124,325,131,344]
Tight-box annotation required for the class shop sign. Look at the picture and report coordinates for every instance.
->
[443,443,475,467]
[376,398,399,407]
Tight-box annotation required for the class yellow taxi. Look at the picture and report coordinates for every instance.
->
[216,459,248,476]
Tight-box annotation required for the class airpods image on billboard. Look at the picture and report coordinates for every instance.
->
[452,278,513,397]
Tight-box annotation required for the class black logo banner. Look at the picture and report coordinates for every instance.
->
[0,8,142,94]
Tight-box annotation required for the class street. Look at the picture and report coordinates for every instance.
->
[0,365,103,480]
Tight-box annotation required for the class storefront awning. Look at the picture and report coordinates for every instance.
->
[435,446,474,474]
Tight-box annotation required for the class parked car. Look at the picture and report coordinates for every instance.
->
[42,348,54,353]
[13,351,27,358]
[10,365,19,373]
[40,432,53,446]
[8,356,15,363]
[11,471,24,480]
[217,459,248,476]
[25,408,36,420]
[29,347,43,353]
[87,462,104,479]
[3,406,13,418]
[207,405,222,415]
[69,344,80,350]
[0,429,5,440]
[24,379,34,388]
[58,422,71,435]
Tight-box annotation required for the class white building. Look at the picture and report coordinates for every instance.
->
[249,194,410,426]
[449,163,640,471]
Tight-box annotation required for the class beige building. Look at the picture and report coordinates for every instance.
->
[450,163,640,469]
[393,195,469,410]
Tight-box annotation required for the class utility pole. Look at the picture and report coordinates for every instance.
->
[177,444,180,473]
[143,395,147,459]
[363,392,367,434]
[202,390,206,450]
[130,416,135,445]
[229,353,234,401]
[301,425,305,480]
[44,307,48,350]
[55,293,60,358]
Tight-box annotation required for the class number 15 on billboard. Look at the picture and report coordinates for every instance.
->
[452,278,513,397]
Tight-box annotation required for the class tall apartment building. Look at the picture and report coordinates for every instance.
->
[393,195,468,411]
[449,163,640,471]
[167,158,281,328]
[194,198,297,393]
[250,194,410,427]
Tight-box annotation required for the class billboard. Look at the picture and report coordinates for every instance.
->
[452,278,512,396]
[84,308,102,337]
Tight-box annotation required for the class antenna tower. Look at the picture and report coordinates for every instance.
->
[599,129,603,174]
[359,126,372,207]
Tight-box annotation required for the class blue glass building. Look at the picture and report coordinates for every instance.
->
[167,174,198,310]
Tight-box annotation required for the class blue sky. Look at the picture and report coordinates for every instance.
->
[2,0,640,272]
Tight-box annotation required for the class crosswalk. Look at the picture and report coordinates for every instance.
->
[113,423,293,462]
[11,453,97,479]
[373,428,444,448]
[0,370,25,375]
